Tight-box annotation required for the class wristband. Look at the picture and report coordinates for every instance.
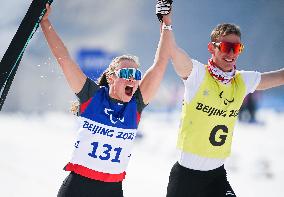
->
[162,24,172,30]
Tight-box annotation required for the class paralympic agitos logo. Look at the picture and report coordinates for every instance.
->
[104,108,125,124]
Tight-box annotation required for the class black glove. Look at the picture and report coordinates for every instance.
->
[156,0,173,22]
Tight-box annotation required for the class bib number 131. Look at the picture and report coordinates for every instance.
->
[88,142,123,163]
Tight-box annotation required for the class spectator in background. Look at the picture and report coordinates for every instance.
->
[239,92,260,123]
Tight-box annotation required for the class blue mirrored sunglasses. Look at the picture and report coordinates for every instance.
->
[116,68,142,80]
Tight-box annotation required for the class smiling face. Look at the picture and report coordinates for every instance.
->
[107,59,140,102]
[208,33,242,72]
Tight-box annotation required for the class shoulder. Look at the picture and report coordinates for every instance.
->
[183,59,206,86]
[237,70,261,95]
[76,78,100,103]
[237,70,261,83]
[183,59,207,103]
[134,87,147,113]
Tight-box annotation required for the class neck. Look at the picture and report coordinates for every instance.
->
[109,87,119,100]
[207,58,236,84]
[209,58,234,72]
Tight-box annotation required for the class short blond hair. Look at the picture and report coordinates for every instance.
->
[210,23,241,42]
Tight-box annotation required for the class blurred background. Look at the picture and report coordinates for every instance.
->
[1,0,284,112]
[0,0,284,196]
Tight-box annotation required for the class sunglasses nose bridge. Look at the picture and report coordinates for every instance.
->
[117,68,142,80]
[229,47,235,55]
[222,45,236,55]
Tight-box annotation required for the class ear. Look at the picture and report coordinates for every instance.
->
[106,74,114,85]
[208,42,215,55]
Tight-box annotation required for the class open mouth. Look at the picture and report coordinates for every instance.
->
[224,58,234,63]
[125,85,134,96]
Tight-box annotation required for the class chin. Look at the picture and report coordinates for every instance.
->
[122,95,132,102]
[223,64,234,71]
[225,67,233,72]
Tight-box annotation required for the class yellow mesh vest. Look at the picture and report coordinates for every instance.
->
[177,67,246,159]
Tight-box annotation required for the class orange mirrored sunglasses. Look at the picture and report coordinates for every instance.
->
[212,42,244,54]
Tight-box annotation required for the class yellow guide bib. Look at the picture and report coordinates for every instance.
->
[177,67,246,159]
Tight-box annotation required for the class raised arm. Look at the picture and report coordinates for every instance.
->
[256,69,284,90]
[139,21,171,104]
[40,4,86,94]
[160,3,193,80]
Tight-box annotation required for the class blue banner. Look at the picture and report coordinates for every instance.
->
[77,49,118,81]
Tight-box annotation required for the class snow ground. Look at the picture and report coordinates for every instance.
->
[0,110,283,197]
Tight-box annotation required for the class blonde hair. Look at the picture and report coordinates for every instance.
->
[210,23,241,42]
[97,54,140,87]
[71,55,140,116]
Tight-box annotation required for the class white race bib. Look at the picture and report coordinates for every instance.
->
[70,117,137,174]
